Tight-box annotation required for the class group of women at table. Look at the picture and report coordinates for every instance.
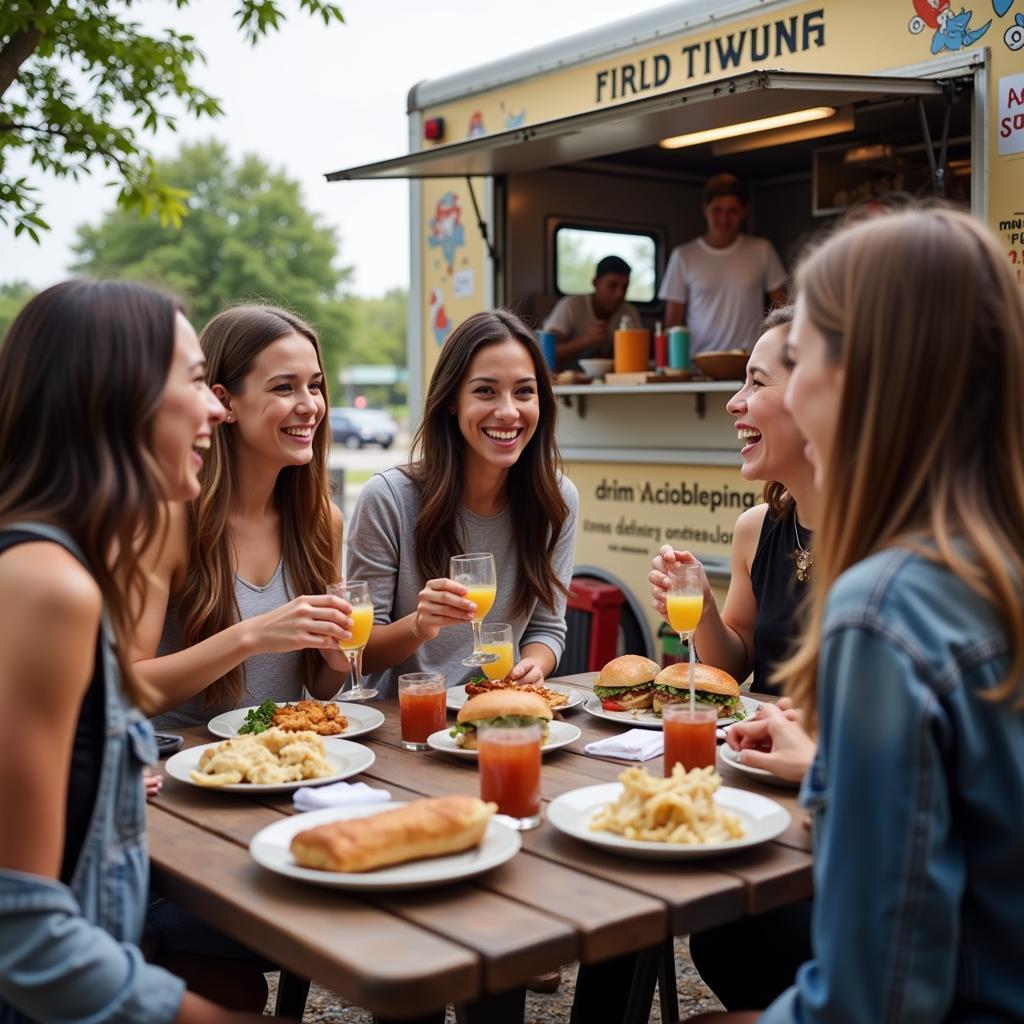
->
[1,204,1022,1024]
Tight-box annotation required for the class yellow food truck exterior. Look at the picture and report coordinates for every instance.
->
[329,0,1024,657]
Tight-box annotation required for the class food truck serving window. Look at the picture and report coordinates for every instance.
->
[554,226,657,303]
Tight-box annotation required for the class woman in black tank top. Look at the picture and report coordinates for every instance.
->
[651,306,818,696]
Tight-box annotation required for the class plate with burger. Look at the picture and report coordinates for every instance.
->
[441,689,578,755]
[446,677,585,713]
[586,656,760,728]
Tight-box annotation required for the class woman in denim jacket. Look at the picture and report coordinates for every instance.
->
[0,281,269,1024]
[698,207,1024,1024]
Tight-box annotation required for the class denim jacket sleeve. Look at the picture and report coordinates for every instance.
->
[761,618,961,1024]
[0,870,185,1024]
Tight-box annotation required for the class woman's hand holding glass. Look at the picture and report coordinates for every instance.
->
[250,594,353,654]
[649,545,712,620]
[726,702,816,782]
[411,577,482,641]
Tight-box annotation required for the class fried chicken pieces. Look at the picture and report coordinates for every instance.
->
[190,728,334,787]
[272,699,349,736]
[464,678,569,710]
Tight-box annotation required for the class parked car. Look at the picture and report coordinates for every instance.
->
[329,407,398,449]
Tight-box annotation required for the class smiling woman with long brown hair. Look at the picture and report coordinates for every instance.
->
[698,207,1024,1024]
[0,280,272,1024]
[132,304,354,729]
[347,309,578,698]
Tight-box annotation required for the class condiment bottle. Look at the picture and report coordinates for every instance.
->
[668,325,691,371]
[614,316,650,374]
[653,320,668,370]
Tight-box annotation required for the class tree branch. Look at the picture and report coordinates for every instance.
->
[0,24,44,103]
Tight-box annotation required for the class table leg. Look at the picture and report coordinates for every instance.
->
[658,938,680,1024]
[623,943,661,1024]
[275,970,310,1018]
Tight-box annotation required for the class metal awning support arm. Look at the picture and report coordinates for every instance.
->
[918,83,955,198]
[464,176,499,273]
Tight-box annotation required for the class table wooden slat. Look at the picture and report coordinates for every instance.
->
[148,806,479,1015]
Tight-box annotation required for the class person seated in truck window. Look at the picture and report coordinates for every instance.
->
[659,173,788,356]
[543,254,641,370]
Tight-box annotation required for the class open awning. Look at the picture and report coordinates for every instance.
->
[325,70,946,181]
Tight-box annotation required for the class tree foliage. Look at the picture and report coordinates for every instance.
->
[72,140,354,386]
[0,1,344,239]
[0,279,34,338]
[345,288,408,366]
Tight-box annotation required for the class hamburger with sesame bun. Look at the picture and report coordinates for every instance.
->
[592,654,660,711]
[652,662,742,718]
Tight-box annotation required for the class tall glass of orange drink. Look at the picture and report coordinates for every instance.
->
[662,702,718,776]
[478,723,542,830]
[398,673,447,750]
[450,552,499,668]
[327,580,378,700]
[666,562,704,709]
[480,623,514,680]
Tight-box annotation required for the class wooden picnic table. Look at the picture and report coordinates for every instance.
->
[148,674,812,1020]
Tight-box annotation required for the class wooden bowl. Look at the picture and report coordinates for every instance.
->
[693,350,749,380]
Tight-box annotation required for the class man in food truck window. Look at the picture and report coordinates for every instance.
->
[544,254,640,369]
[660,173,788,355]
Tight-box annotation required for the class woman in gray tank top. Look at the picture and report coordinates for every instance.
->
[133,305,354,729]
[348,310,578,699]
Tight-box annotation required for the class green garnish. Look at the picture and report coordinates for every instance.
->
[238,699,277,734]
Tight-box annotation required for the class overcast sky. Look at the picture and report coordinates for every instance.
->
[0,0,671,297]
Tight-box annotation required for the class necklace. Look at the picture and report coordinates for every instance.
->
[793,514,813,583]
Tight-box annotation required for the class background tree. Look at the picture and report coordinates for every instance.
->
[345,288,407,366]
[0,279,33,337]
[0,0,344,239]
[72,139,354,387]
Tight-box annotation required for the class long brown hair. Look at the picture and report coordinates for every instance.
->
[407,309,570,617]
[0,280,178,702]
[178,305,338,707]
[754,304,797,519]
[780,208,1024,723]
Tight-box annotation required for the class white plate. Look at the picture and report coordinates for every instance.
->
[207,702,385,741]
[582,694,761,730]
[249,803,521,890]
[445,685,585,713]
[165,737,376,793]
[717,743,801,789]
[425,720,582,759]
[547,782,790,860]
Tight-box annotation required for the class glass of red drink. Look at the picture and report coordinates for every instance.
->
[662,702,718,776]
[477,723,542,830]
[398,673,447,751]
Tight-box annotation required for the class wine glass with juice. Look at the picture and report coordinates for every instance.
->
[327,580,378,701]
[449,553,499,668]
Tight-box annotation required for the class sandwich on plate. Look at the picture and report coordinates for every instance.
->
[449,688,553,749]
[652,662,743,718]
[592,654,661,711]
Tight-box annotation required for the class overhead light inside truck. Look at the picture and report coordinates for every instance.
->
[659,106,838,150]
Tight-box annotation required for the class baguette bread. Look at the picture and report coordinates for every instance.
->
[290,795,496,873]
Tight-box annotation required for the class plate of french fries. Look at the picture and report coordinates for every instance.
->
[546,765,790,859]
[164,729,376,793]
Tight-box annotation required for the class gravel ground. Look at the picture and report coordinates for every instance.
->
[263,938,723,1021]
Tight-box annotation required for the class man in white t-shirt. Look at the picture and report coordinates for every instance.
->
[543,255,641,369]
[659,174,788,355]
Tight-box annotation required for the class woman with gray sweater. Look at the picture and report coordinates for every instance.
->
[348,310,578,699]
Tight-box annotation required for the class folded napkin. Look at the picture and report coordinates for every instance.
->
[293,780,392,812]
[584,729,664,761]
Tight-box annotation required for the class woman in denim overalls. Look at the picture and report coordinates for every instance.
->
[0,281,268,1024]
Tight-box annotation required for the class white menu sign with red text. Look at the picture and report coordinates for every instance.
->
[998,72,1024,157]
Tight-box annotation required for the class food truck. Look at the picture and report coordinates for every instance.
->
[327,0,1024,658]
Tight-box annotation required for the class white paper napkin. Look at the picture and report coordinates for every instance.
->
[293,781,392,812]
[584,729,664,761]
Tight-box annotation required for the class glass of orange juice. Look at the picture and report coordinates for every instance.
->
[450,552,499,668]
[662,702,718,776]
[398,673,447,750]
[478,723,542,830]
[327,580,378,701]
[666,562,704,708]
[479,623,514,680]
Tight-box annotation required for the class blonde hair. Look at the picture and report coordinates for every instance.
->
[779,208,1024,724]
